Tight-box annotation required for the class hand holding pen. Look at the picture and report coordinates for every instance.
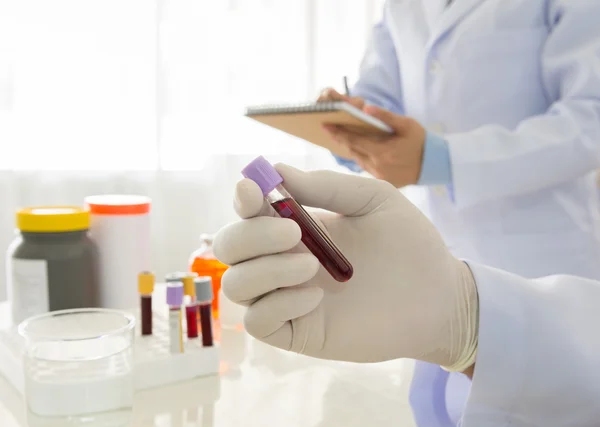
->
[317,76,365,110]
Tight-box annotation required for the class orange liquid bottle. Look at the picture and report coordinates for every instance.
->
[189,234,228,319]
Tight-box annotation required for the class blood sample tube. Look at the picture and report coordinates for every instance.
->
[242,156,353,282]
[166,281,184,354]
[194,276,214,347]
[138,271,155,336]
[182,272,199,339]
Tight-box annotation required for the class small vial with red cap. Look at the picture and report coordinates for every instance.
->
[194,276,214,347]
[166,281,184,354]
[242,156,353,282]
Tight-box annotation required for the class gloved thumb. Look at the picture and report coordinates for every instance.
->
[233,178,276,220]
[274,163,394,216]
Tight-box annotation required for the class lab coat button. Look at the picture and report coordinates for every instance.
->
[429,60,442,74]
[433,186,447,196]
[431,123,445,133]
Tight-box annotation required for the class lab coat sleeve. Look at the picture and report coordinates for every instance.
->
[447,2,600,208]
[462,262,600,427]
[332,154,363,172]
[417,132,452,186]
[332,4,404,171]
[350,4,404,115]
[334,131,452,180]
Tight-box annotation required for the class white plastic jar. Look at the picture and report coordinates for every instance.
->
[84,195,151,309]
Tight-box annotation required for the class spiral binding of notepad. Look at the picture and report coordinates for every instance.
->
[245,101,344,116]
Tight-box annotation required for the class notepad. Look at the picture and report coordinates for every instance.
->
[245,101,394,159]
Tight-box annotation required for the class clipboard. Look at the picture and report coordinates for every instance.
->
[244,101,393,159]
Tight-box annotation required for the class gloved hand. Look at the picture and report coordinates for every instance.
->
[214,164,478,370]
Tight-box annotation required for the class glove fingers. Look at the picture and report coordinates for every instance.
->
[274,163,393,217]
[234,178,276,219]
[222,253,320,305]
[244,286,324,350]
[213,216,301,266]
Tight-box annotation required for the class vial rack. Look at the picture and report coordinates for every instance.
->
[0,305,219,396]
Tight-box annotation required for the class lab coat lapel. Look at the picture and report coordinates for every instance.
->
[428,0,487,46]
[421,0,447,32]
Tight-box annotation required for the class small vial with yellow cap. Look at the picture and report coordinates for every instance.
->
[138,271,155,336]
[182,273,199,339]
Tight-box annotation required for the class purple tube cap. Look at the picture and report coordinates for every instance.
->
[166,282,184,306]
[242,156,283,196]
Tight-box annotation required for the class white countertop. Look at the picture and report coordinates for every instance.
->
[0,324,417,427]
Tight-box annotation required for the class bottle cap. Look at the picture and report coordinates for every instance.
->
[165,272,187,283]
[84,195,151,215]
[242,156,283,196]
[138,271,155,294]
[182,272,198,297]
[16,206,90,233]
[194,276,214,303]
[199,233,214,244]
[166,282,184,306]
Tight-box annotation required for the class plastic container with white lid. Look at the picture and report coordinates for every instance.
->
[85,195,151,309]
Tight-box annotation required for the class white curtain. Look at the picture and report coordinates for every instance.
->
[0,0,386,298]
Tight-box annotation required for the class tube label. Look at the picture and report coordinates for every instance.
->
[168,308,183,353]
[10,259,49,324]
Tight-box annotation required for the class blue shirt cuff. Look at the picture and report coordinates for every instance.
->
[417,131,452,186]
[333,155,362,173]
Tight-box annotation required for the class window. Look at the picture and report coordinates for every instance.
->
[0,0,384,171]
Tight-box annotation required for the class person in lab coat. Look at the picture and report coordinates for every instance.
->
[316,1,600,424]
[213,165,600,427]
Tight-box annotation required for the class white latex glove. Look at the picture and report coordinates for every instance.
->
[214,164,478,369]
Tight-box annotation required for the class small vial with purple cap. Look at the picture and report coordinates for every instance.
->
[166,282,184,354]
[242,156,353,282]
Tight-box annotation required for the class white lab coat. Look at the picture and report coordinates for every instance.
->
[353,0,600,279]
[351,1,600,424]
[462,262,600,426]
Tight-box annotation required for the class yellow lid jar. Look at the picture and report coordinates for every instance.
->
[7,206,98,325]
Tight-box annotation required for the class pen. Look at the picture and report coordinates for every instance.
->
[343,76,350,97]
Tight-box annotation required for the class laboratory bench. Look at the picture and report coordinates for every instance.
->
[0,325,417,426]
